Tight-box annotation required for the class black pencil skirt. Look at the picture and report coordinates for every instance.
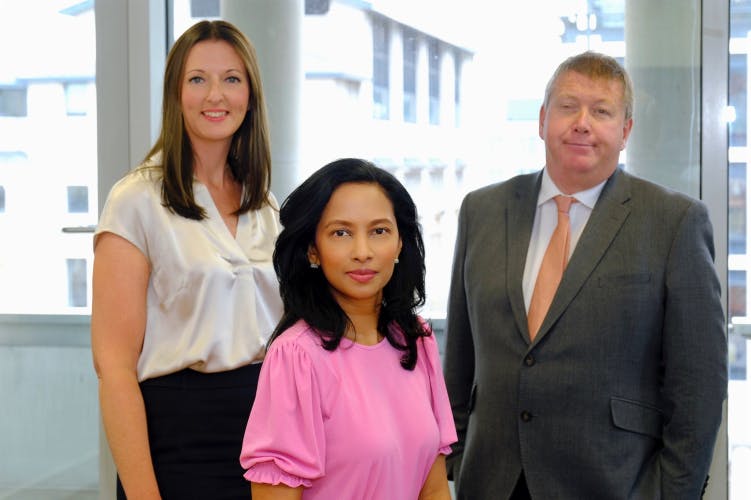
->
[116,363,261,500]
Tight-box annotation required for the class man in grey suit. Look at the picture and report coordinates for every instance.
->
[443,51,727,499]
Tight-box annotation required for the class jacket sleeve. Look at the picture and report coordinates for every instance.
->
[659,200,727,497]
[443,194,476,481]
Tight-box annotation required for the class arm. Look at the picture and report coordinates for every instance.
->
[660,201,727,497]
[442,197,475,480]
[91,232,158,499]
[418,455,452,500]
[251,482,304,500]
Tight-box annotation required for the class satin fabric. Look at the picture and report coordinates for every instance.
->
[96,165,282,381]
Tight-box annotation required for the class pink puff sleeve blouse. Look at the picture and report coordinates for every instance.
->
[240,319,457,500]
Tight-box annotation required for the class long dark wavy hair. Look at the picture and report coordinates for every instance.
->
[143,20,273,219]
[270,158,429,370]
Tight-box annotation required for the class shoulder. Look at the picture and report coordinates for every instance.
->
[617,170,705,216]
[265,321,340,386]
[462,171,539,208]
[269,320,327,356]
[106,165,162,205]
[266,191,280,211]
[416,318,440,353]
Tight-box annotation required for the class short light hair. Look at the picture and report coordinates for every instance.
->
[543,51,634,121]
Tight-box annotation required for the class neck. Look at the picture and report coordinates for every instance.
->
[192,142,232,187]
[341,301,382,346]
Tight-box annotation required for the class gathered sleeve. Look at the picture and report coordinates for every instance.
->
[420,331,459,455]
[240,338,328,488]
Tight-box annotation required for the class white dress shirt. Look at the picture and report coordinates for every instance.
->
[522,168,607,312]
[95,165,283,381]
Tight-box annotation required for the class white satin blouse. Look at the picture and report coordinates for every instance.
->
[95,166,283,382]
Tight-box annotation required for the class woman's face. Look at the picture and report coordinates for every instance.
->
[180,39,250,150]
[308,182,403,312]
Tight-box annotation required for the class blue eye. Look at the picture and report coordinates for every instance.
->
[227,76,241,83]
[188,76,204,84]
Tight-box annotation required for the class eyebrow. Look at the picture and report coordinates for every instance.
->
[184,67,245,74]
[321,218,396,228]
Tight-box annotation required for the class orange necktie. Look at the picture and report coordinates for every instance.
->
[527,195,575,340]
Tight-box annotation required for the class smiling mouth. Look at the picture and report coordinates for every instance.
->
[203,111,228,118]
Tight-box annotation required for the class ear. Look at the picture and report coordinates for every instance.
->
[621,117,634,150]
[307,244,320,266]
[538,104,546,140]
[396,238,403,260]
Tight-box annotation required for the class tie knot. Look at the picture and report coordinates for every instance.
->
[554,195,575,214]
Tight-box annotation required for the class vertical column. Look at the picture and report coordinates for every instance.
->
[440,48,455,129]
[222,0,304,200]
[95,2,166,497]
[416,35,430,125]
[702,0,729,497]
[389,20,404,124]
[624,0,701,197]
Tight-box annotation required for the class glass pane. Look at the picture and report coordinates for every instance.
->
[730,2,751,498]
[0,2,99,499]
[171,3,722,496]
[171,0,704,336]
[0,2,97,315]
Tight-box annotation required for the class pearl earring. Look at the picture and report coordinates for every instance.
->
[394,258,400,264]
[310,262,319,269]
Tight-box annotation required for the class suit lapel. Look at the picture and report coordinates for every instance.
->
[507,173,541,344]
[533,168,632,343]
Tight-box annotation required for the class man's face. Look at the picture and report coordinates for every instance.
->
[539,70,633,194]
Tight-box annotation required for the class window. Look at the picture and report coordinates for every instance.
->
[0,87,27,117]
[372,16,389,119]
[190,0,220,18]
[64,81,95,116]
[730,270,747,382]
[731,162,746,255]
[1,4,99,499]
[66,258,88,307]
[730,53,747,148]
[73,1,732,497]
[67,185,89,213]
[428,39,440,125]
[454,53,462,127]
[403,29,417,123]
[0,2,97,314]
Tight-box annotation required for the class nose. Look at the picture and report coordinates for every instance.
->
[206,77,223,102]
[572,110,590,133]
[352,234,373,262]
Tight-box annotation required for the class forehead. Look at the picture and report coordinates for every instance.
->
[321,182,395,219]
[551,70,624,103]
[184,39,243,68]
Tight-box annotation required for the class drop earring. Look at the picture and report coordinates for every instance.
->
[310,262,319,269]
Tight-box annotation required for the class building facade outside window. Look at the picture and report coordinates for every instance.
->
[428,39,440,125]
[373,16,389,119]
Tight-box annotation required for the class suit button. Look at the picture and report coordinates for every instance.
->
[520,411,533,422]
[524,355,535,366]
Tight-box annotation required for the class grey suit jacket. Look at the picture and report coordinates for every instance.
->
[443,168,727,499]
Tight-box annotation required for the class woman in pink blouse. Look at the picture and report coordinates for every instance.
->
[241,158,457,499]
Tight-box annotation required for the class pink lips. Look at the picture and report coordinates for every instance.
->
[347,269,376,283]
[202,110,228,122]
